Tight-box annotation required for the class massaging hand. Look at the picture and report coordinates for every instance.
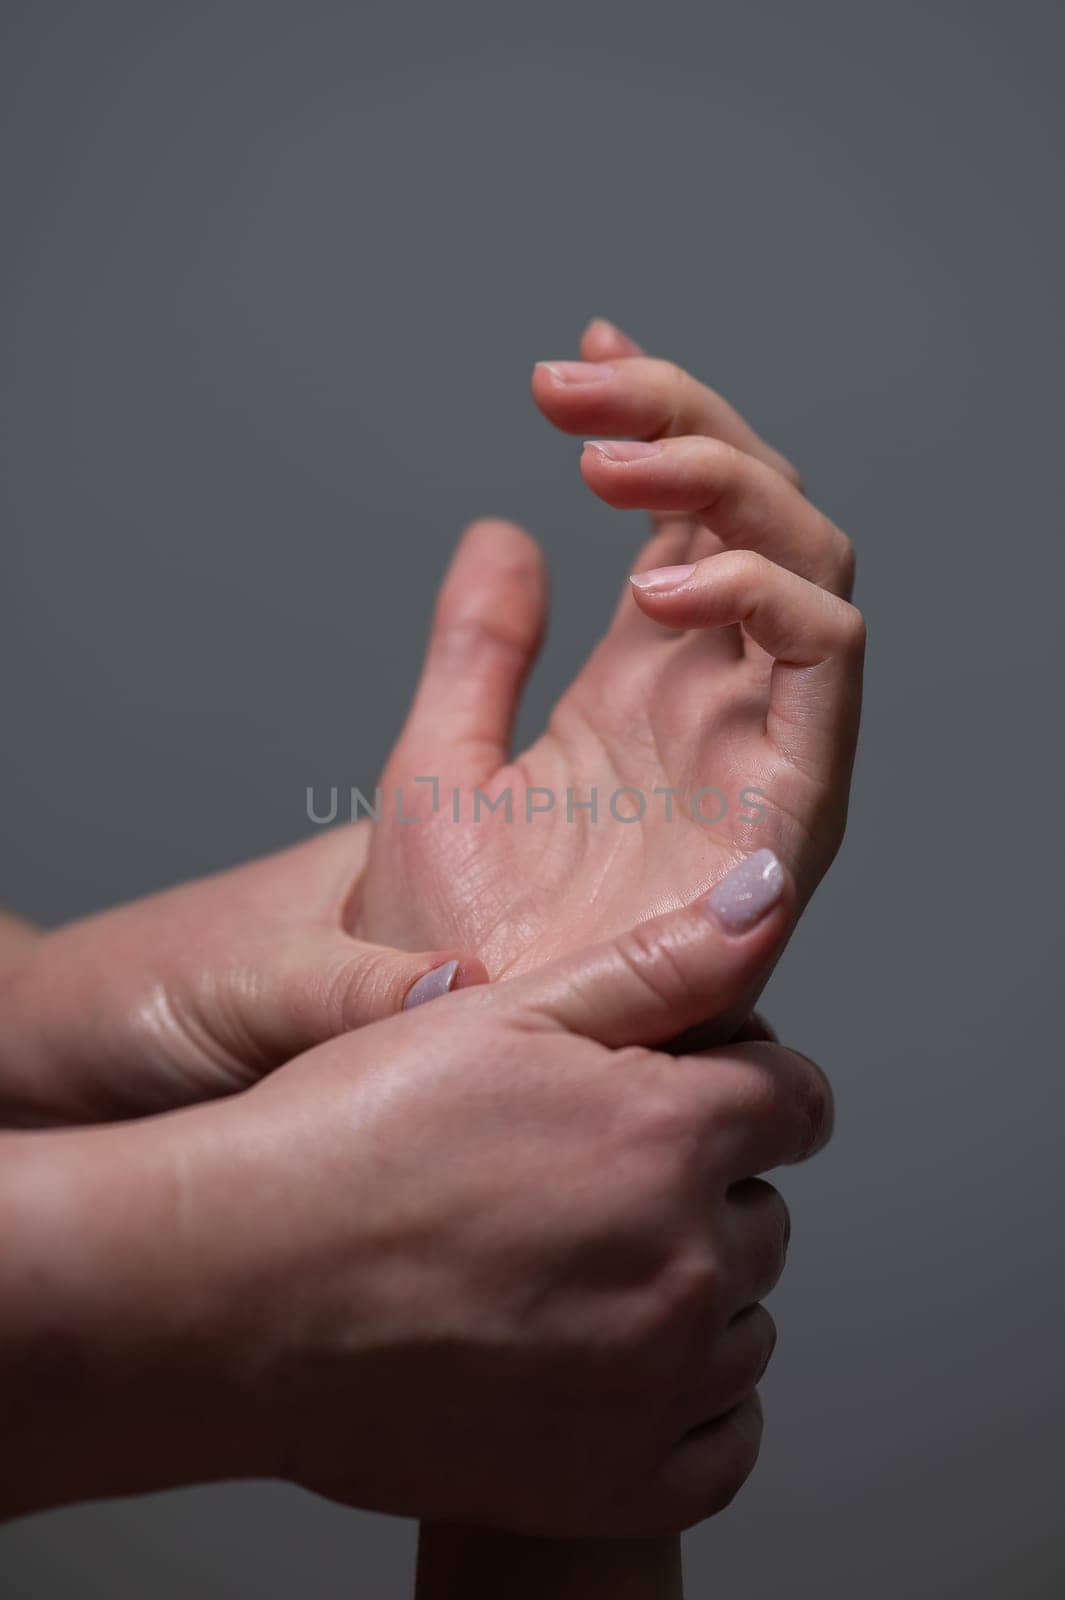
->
[0,829,486,1125]
[356,318,864,978]
[2,858,831,1532]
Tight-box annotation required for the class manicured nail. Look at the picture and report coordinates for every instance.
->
[538,361,616,385]
[583,439,664,463]
[404,959,460,1009]
[703,850,785,933]
[630,563,696,594]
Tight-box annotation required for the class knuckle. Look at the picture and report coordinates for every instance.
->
[697,438,747,502]
[713,546,769,590]
[753,1210,789,1297]
[670,1413,764,1532]
[724,1063,781,1135]
[833,531,857,597]
[773,1189,792,1254]
[636,1093,694,1162]
[658,1249,726,1328]
[618,1250,726,1374]
[834,598,867,658]
[712,1451,758,1515]
[640,358,685,435]
[612,920,691,1016]
[791,1055,834,1160]
[660,356,688,399]
[748,1179,791,1261]
[431,608,529,670]
[746,1304,778,1381]
[329,949,396,1028]
[716,1396,765,1507]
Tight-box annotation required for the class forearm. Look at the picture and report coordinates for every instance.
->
[0,910,40,973]
[0,913,48,1127]
[415,1525,682,1600]
[0,922,132,1128]
[0,1113,264,1516]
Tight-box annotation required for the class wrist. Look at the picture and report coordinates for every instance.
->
[0,1109,274,1515]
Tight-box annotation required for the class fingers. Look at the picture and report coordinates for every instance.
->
[490,849,795,1049]
[688,1039,834,1179]
[631,549,865,780]
[391,518,548,782]
[687,1303,777,1425]
[582,435,854,597]
[534,336,801,488]
[635,1393,764,1535]
[723,1179,790,1307]
[576,319,717,590]
[260,933,489,1063]
[730,1011,778,1044]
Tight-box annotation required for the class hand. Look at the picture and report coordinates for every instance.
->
[355,319,864,979]
[0,829,485,1126]
[1,855,831,1531]
[177,857,824,1535]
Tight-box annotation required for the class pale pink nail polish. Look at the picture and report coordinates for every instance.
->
[404,959,460,1009]
[539,361,616,385]
[583,439,664,463]
[704,850,785,933]
[630,563,696,594]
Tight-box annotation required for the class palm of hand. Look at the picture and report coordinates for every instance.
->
[355,530,833,979]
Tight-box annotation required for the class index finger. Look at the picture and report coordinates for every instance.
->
[678,1040,834,1180]
[535,344,801,489]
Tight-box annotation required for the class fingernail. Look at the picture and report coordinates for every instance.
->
[703,850,785,933]
[629,563,696,594]
[404,959,460,1009]
[583,439,664,463]
[539,360,616,385]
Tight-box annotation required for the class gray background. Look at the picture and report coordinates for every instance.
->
[2,0,1062,1594]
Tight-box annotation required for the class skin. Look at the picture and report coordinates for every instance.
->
[0,874,831,1530]
[0,911,38,972]
[0,320,862,1136]
[411,319,863,1595]
[0,320,863,1591]
[358,317,862,981]
[0,829,488,1127]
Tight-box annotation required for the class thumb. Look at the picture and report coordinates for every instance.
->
[254,933,489,1061]
[490,850,794,1048]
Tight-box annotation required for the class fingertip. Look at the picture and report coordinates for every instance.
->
[403,959,460,1010]
[580,316,644,359]
[628,564,697,604]
[452,955,490,992]
[578,441,628,506]
[702,850,792,937]
[403,954,491,1011]
[455,516,544,570]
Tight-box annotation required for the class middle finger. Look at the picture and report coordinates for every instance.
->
[582,433,855,598]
